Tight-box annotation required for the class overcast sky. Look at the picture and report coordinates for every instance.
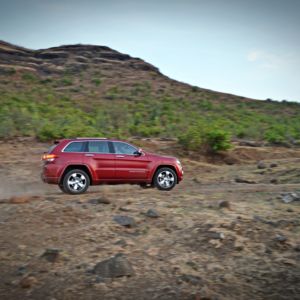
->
[1,0,299,101]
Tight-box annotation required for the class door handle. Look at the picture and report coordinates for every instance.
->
[85,153,94,157]
[116,155,125,158]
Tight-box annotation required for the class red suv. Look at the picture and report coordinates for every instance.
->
[42,138,183,194]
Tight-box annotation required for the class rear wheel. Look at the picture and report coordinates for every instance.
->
[153,167,177,191]
[62,169,90,194]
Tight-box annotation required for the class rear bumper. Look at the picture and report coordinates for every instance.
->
[41,173,59,184]
[41,163,60,184]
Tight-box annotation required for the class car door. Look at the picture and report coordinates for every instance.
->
[112,141,151,180]
[83,140,115,181]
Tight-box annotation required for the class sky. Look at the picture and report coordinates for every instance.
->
[0,0,300,101]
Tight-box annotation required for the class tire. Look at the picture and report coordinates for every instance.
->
[153,167,177,191]
[62,169,90,194]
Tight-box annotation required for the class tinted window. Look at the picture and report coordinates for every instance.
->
[113,142,137,155]
[48,144,58,153]
[88,141,110,153]
[64,142,85,152]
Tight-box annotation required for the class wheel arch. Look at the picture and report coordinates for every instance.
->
[59,164,93,185]
[151,165,178,184]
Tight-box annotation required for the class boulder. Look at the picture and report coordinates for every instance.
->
[113,215,136,227]
[93,253,134,278]
[257,161,267,169]
[146,209,160,218]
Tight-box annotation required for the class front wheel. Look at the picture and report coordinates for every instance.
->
[153,167,177,191]
[62,169,90,194]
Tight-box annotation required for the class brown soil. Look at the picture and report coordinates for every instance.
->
[1,139,300,300]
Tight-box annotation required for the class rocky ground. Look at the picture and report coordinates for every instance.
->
[0,138,300,300]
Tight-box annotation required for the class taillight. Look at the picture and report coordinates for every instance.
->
[42,154,58,162]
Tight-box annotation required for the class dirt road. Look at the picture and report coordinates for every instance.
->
[1,139,300,299]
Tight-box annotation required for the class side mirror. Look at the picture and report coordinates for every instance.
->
[134,148,143,156]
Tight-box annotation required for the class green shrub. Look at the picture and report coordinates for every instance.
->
[178,124,232,153]
[22,72,37,82]
[178,126,202,151]
[92,78,102,86]
[7,68,16,75]
[264,130,285,144]
[61,77,73,86]
[205,129,232,153]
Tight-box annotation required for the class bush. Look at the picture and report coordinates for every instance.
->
[178,124,232,153]
[178,126,202,151]
[92,78,102,86]
[264,130,285,144]
[61,77,73,86]
[22,72,37,82]
[205,129,232,153]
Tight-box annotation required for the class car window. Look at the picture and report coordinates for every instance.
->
[48,144,58,153]
[88,141,110,153]
[113,142,137,155]
[63,142,85,152]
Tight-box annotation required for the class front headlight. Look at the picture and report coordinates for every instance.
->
[176,159,182,167]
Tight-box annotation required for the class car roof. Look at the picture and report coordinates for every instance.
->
[58,138,132,143]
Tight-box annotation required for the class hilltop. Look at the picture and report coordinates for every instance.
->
[0,41,300,148]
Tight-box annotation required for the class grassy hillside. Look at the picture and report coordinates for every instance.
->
[1,41,300,150]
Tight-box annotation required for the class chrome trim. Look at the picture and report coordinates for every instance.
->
[76,137,107,139]
[62,140,111,154]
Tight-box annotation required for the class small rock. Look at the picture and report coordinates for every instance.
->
[45,197,56,201]
[20,276,37,288]
[238,140,262,147]
[257,161,267,169]
[93,253,134,278]
[146,209,160,218]
[94,275,108,283]
[186,261,198,270]
[206,263,224,272]
[294,245,300,252]
[234,242,244,251]
[275,234,287,243]
[89,197,110,205]
[113,215,136,227]
[218,200,231,209]
[114,239,127,247]
[179,274,202,285]
[16,266,27,276]
[206,231,225,240]
[282,194,294,203]
[119,207,132,212]
[41,248,61,262]
[235,177,256,184]
[193,177,201,184]
[281,192,300,203]
[270,178,278,184]
[265,248,272,254]
[270,163,278,168]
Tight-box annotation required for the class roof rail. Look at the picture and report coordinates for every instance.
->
[75,137,107,139]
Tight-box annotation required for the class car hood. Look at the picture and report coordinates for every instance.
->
[144,152,177,161]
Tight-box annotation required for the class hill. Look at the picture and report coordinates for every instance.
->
[1,40,300,149]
